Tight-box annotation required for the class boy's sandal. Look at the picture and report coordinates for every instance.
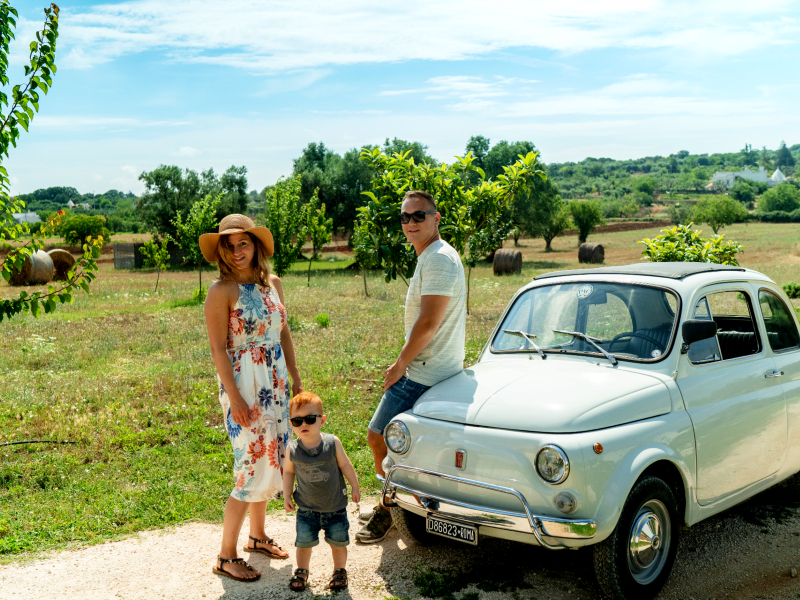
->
[243,535,289,559]
[289,568,309,592]
[212,557,261,582]
[325,568,348,590]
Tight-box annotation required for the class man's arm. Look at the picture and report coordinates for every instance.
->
[384,294,450,390]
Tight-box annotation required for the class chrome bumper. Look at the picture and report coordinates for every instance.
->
[381,465,596,550]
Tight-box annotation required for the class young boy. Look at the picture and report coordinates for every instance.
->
[283,391,360,592]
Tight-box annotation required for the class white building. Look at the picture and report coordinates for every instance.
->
[711,165,787,189]
[11,212,41,224]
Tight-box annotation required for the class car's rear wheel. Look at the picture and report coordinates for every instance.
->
[593,476,680,600]
[390,506,437,546]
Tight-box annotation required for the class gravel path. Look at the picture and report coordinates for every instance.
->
[2,482,800,600]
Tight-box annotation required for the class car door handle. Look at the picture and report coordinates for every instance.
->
[764,370,784,378]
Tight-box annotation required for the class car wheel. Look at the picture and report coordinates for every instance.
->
[390,506,437,546]
[593,476,680,600]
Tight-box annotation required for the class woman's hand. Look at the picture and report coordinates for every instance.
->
[229,393,250,427]
[291,377,303,398]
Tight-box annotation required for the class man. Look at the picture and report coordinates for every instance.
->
[356,190,466,543]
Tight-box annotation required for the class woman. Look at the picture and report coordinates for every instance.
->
[200,214,303,582]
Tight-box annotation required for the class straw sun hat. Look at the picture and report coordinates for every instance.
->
[199,214,274,263]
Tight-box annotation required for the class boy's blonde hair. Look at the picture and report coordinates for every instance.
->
[290,391,323,415]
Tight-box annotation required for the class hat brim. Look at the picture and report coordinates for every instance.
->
[199,226,274,263]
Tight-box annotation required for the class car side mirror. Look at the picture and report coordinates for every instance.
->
[681,319,717,354]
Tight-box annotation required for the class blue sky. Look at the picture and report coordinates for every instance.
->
[5,0,800,195]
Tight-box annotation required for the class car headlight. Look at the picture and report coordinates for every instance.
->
[384,421,410,454]
[536,445,569,484]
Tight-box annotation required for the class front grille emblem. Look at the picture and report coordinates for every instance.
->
[455,449,467,470]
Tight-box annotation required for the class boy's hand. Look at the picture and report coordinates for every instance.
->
[284,499,296,512]
[352,488,361,504]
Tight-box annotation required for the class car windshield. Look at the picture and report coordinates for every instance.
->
[492,282,679,362]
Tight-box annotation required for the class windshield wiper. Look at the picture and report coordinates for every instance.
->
[503,329,547,360]
[552,329,618,366]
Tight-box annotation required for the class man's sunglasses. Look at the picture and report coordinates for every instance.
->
[400,210,437,224]
[289,414,322,427]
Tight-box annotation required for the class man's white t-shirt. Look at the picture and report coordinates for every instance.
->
[404,239,466,387]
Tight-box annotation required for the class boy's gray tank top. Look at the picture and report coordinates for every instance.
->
[289,433,348,513]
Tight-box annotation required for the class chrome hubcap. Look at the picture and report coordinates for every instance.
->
[627,500,670,585]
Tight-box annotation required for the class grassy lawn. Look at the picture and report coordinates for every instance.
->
[1,223,798,561]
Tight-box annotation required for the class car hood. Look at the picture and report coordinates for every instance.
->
[412,358,671,433]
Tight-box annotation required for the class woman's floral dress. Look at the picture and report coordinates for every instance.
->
[220,284,291,502]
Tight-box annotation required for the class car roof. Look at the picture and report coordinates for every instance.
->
[533,262,747,281]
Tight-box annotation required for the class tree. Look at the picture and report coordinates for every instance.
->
[729,180,755,206]
[355,148,544,313]
[540,205,571,252]
[483,140,537,180]
[692,195,748,234]
[265,175,308,277]
[514,176,569,251]
[464,135,490,171]
[60,214,110,246]
[137,165,201,237]
[0,2,103,322]
[302,191,332,286]
[633,176,657,197]
[138,237,170,293]
[639,224,744,265]
[740,143,758,166]
[171,194,221,300]
[201,166,249,220]
[381,138,437,166]
[666,203,694,226]
[568,200,606,244]
[758,183,800,213]
[775,141,796,170]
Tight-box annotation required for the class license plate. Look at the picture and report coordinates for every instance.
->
[426,515,478,545]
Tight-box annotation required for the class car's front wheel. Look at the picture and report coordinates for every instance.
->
[390,506,437,546]
[593,476,680,600]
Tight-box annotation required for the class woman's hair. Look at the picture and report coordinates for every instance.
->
[216,232,272,287]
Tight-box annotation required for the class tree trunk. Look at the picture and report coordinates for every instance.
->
[544,237,553,252]
[513,229,520,246]
[579,233,587,245]
[154,268,160,294]
[362,265,369,297]
[307,257,312,286]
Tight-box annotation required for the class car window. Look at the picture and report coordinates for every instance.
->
[585,293,634,340]
[690,290,760,364]
[758,290,800,352]
[688,297,721,364]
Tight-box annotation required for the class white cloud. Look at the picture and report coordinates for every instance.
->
[54,0,800,71]
[121,165,137,174]
[175,146,200,157]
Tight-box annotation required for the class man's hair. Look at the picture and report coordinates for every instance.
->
[402,190,437,211]
[290,391,323,415]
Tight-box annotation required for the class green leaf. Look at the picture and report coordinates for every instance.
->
[30,299,41,318]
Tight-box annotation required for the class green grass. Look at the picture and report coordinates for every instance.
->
[0,222,798,561]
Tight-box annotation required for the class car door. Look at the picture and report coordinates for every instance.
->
[676,286,786,505]
[754,287,800,475]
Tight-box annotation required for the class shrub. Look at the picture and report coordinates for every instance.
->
[60,214,110,247]
[568,200,605,244]
[729,180,755,206]
[315,313,331,328]
[667,203,694,226]
[758,183,800,213]
[754,209,800,223]
[632,190,653,207]
[783,282,800,299]
[639,223,744,265]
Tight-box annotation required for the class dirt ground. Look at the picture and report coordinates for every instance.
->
[2,481,799,600]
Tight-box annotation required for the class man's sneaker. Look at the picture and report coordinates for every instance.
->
[355,506,394,544]
[357,506,377,524]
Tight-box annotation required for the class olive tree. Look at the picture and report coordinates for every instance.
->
[265,175,308,277]
[171,194,221,300]
[568,200,606,244]
[0,2,102,322]
[302,190,332,286]
[692,195,748,234]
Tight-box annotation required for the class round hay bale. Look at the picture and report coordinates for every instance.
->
[578,243,604,264]
[47,249,76,281]
[493,249,523,275]
[8,250,54,286]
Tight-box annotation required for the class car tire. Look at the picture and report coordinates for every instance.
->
[593,476,681,600]
[390,506,436,546]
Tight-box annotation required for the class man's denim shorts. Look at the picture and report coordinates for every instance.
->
[295,507,350,548]
[368,376,431,435]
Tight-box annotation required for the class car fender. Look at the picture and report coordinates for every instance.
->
[577,411,696,543]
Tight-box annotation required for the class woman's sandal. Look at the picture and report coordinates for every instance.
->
[289,568,309,592]
[325,568,348,591]
[242,535,289,559]
[212,556,261,582]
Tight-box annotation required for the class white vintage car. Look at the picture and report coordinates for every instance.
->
[380,262,800,600]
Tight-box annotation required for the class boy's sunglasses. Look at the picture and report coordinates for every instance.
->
[399,210,436,224]
[289,414,322,427]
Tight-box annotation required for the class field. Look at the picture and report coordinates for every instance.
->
[1,222,799,561]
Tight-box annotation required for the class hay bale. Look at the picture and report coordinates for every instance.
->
[47,249,76,281]
[578,243,604,264]
[8,250,54,286]
[493,249,522,275]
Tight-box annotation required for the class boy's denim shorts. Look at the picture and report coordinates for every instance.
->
[368,376,431,435]
[295,507,350,548]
